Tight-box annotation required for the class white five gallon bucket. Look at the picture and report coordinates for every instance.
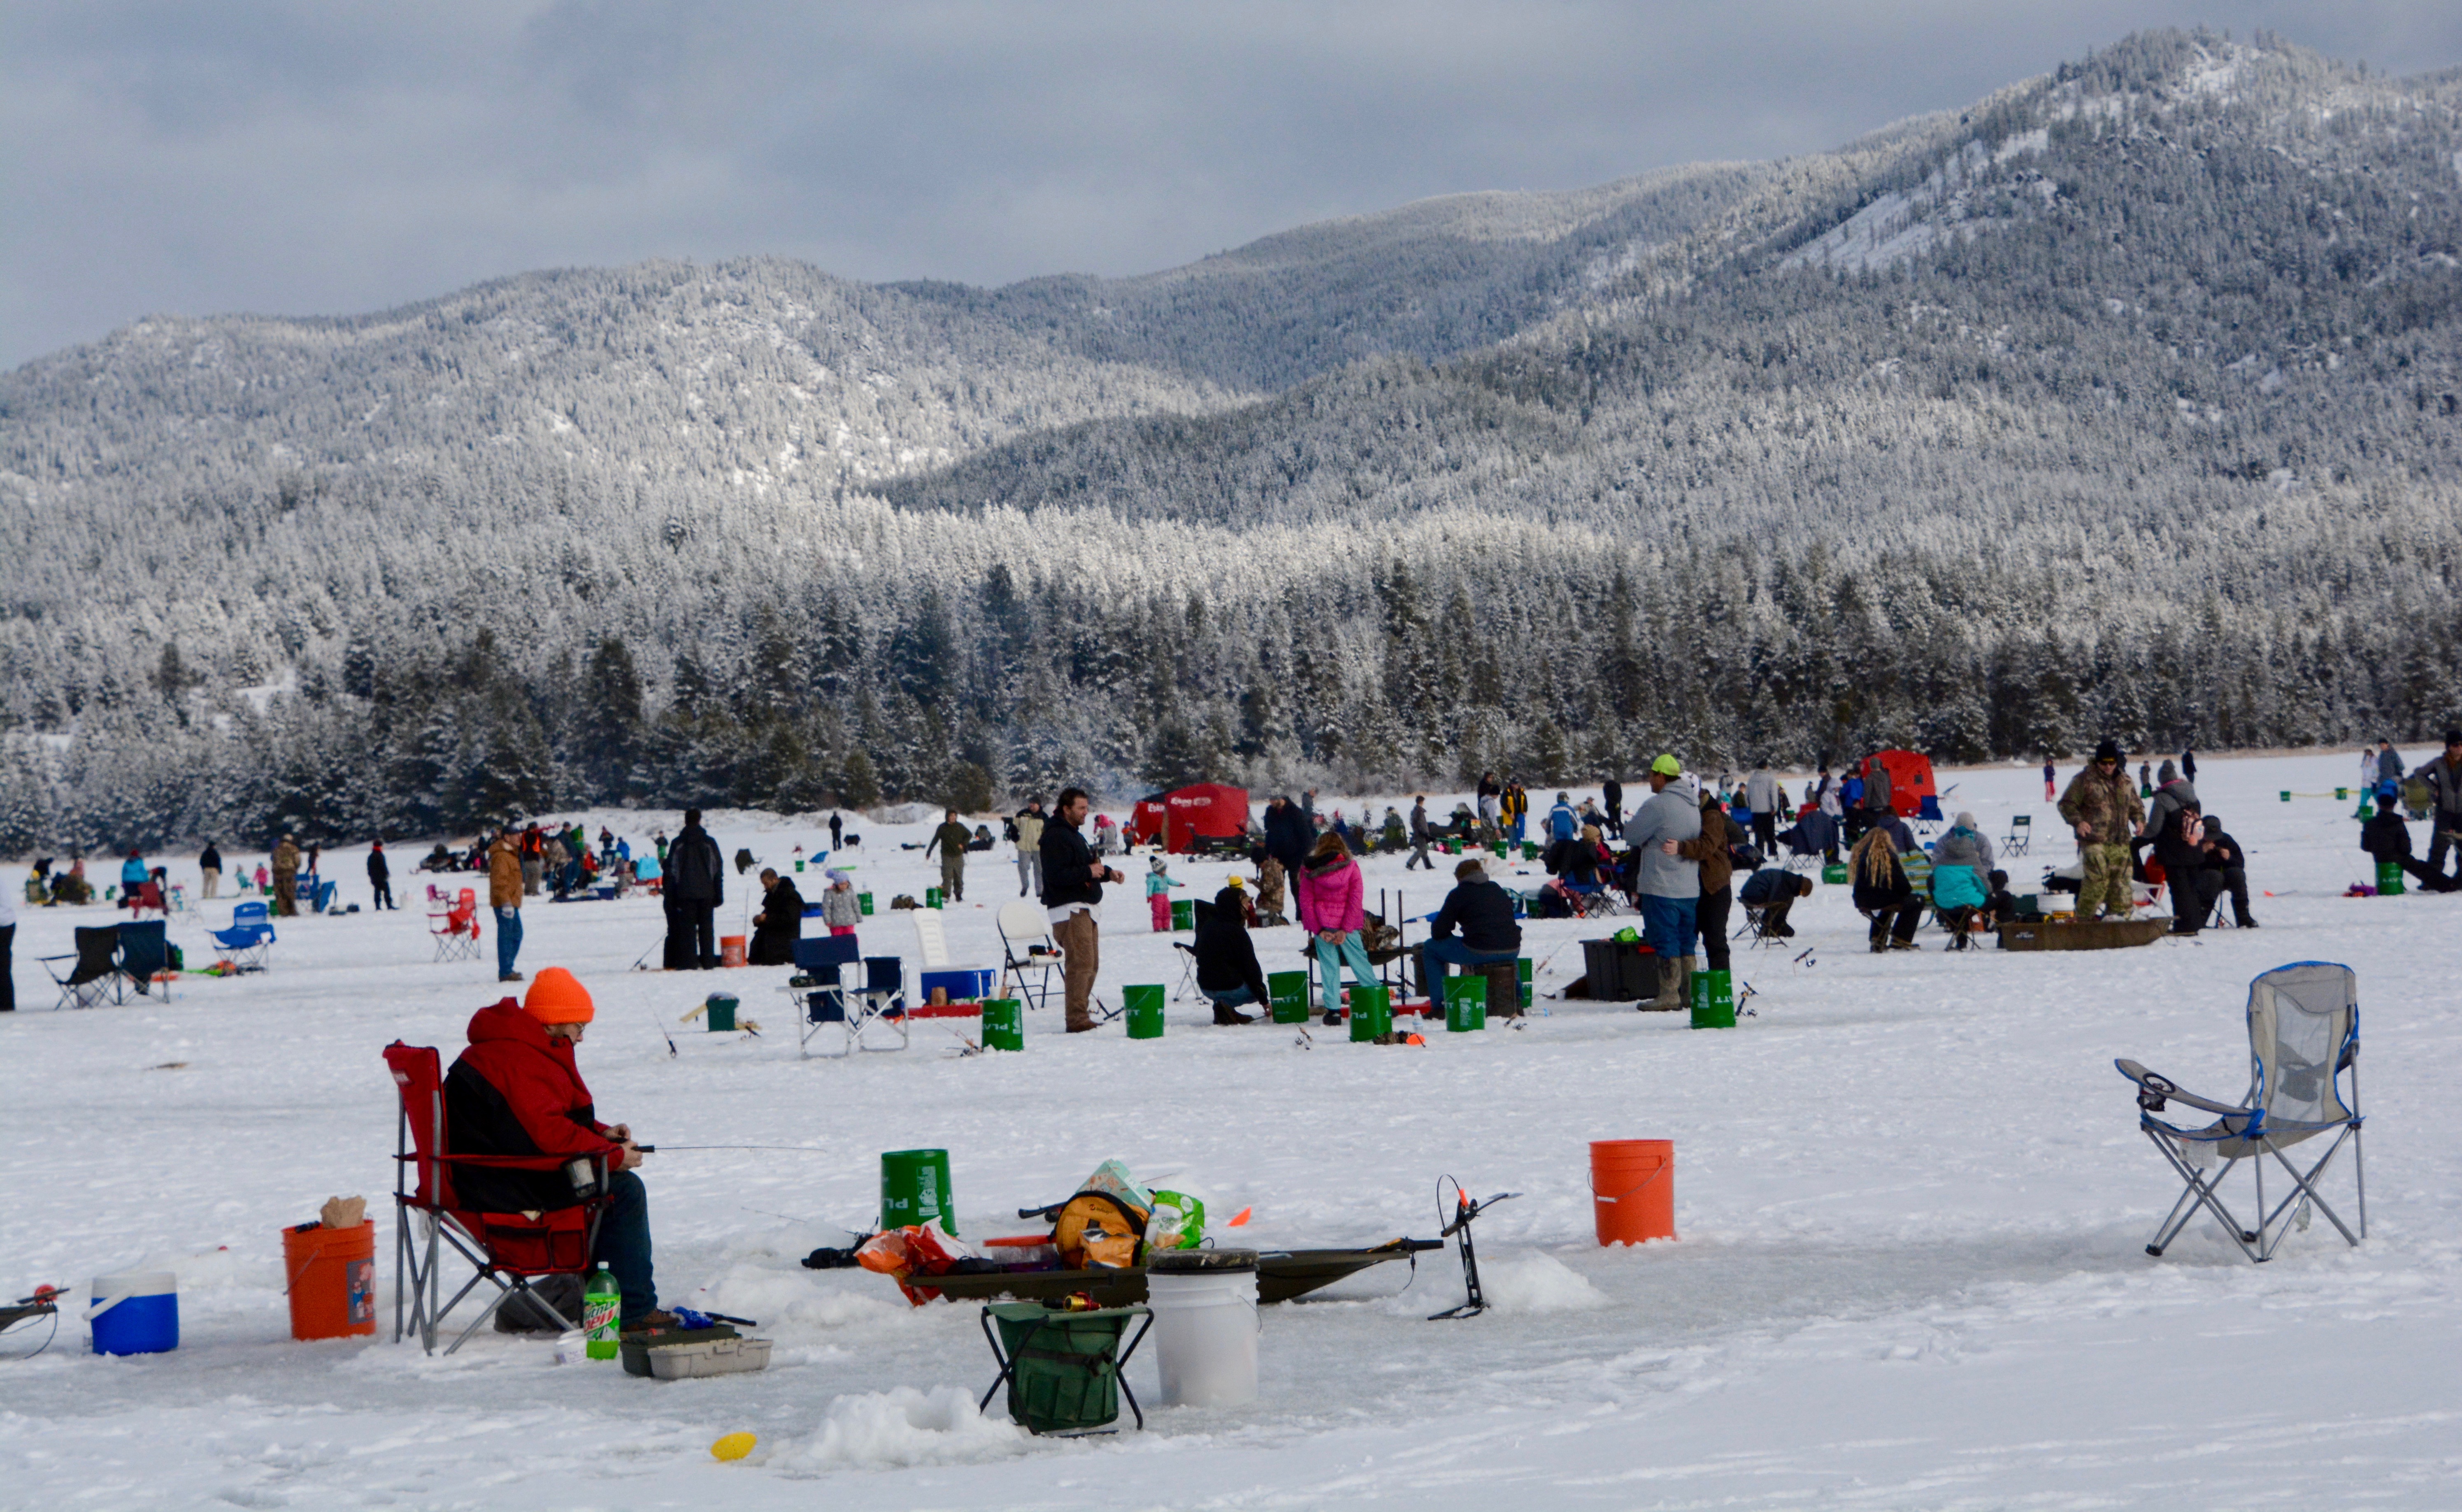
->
[1145,1248,1259,1408]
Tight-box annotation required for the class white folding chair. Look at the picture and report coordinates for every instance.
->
[2116,962,2365,1263]
[997,900,1063,1011]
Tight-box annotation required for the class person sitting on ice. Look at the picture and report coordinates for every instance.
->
[1191,885,1267,1024]
[2362,783,2459,893]
[1423,858,1523,975]
[748,867,805,964]
[445,968,671,1333]
[1737,866,1813,937]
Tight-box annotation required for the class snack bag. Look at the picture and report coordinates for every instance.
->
[1144,1189,1207,1251]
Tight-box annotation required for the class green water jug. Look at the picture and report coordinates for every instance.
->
[881,1148,954,1232]
[1267,969,1309,1024]
[1444,974,1486,1032]
[583,1265,621,1359]
[981,997,1023,1051]
[1124,984,1165,1039]
[1690,968,1736,1029]
[1349,984,1392,1042]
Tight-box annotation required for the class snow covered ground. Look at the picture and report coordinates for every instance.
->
[3,749,2459,1510]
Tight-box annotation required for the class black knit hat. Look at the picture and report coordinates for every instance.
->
[2094,738,2124,762]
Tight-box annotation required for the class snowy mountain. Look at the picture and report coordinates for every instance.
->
[4,29,2461,851]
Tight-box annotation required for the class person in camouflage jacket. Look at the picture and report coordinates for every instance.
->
[2059,739,2146,919]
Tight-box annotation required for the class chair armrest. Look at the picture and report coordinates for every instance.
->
[2113,1059,2247,1116]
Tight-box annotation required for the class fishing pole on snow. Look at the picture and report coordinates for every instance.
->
[630,1144,832,1154]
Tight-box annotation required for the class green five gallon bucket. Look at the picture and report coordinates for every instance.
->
[1444,974,1486,1032]
[1690,969,1735,1029]
[1124,984,1166,1039]
[981,998,1024,1051]
[1170,897,1194,931]
[2376,861,2406,896]
[1348,984,1392,1042]
[1267,970,1309,1024]
[881,1149,954,1233]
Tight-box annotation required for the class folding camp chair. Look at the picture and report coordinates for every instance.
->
[126,881,167,918]
[1736,903,1785,950]
[40,927,125,1009]
[791,937,908,1056]
[117,920,173,1000]
[2116,962,2365,1263]
[212,901,277,973]
[997,900,1063,1013]
[384,1042,613,1355]
[2002,813,2032,857]
[429,894,482,963]
[1172,941,1201,1001]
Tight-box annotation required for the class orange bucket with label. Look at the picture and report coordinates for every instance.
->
[283,1219,377,1340]
[719,935,746,968]
[1589,1139,1675,1245]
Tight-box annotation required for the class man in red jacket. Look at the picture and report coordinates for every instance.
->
[445,967,670,1330]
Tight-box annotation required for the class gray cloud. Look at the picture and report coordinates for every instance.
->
[6,0,2459,367]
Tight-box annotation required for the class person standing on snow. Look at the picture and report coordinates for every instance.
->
[2059,740,2146,920]
[924,809,972,903]
[1407,796,1436,871]
[1744,764,1781,858]
[272,834,302,917]
[1623,754,1702,1010]
[199,840,223,900]
[490,827,525,982]
[663,810,724,970]
[1041,787,1123,1033]
[1013,800,1046,898]
[367,841,395,911]
[2042,757,2056,802]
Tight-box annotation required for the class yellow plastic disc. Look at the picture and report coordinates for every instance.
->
[711,1432,756,1461]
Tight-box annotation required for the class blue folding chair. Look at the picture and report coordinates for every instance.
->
[790,936,863,1058]
[117,919,174,1001]
[213,901,277,973]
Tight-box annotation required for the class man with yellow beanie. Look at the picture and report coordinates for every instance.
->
[445,966,671,1331]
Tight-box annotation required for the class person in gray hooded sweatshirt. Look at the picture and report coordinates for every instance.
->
[1621,753,1702,1010]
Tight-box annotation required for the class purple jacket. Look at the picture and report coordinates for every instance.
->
[1295,854,1363,934]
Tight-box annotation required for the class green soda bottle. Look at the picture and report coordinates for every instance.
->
[582,1265,621,1360]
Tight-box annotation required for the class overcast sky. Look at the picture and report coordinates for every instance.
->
[5,2,2458,369]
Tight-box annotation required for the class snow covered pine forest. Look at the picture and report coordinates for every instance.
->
[5,29,2462,850]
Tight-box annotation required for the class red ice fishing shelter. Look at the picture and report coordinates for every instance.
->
[1860,750,1939,820]
[1126,783,1251,852]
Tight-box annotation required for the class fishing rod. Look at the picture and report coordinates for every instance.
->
[645,1006,678,1058]
[631,1144,832,1154]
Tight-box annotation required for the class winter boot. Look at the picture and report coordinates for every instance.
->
[1644,955,1683,1011]
[1675,959,1695,1013]
[1213,1002,1257,1025]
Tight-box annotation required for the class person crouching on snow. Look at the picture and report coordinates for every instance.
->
[1146,855,1182,930]
[445,968,671,1333]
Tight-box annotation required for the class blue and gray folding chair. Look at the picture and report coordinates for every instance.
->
[2116,961,2364,1263]
[118,919,174,1000]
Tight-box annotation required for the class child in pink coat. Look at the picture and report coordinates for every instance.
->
[1295,834,1376,1023]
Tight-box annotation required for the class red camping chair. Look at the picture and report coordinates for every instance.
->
[126,880,168,917]
[385,1042,612,1354]
[430,894,483,963]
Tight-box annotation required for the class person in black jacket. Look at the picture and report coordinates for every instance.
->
[199,841,223,900]
[1850,826,1920,952]
[2361,787,2457,894]
[663,810,725,970]
[1191,887,1267,1024]
[748,868,805,965]
[1040,787,1123,1032]
[367,840,395,911]
[1423,859,1523,971]
[1738,866,1813,937]
[2195,818,2261,923]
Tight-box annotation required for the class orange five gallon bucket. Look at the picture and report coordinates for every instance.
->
[283,1219,377,1340]
[1589,1139,1675,1246]
[718,935,747,969]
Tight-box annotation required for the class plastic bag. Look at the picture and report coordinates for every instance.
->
[1144,1189,1207,1251]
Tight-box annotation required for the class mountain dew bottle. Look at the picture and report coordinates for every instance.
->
[583,1265,621,1359]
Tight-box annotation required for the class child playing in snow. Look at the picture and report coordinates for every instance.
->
[1146,856,1182,930]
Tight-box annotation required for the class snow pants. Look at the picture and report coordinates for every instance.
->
[1312,931,1376,1017]
[2077,842,2134,917]
[1150,893,1171,931]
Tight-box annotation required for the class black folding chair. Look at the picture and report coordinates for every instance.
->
[41,927,124,1009]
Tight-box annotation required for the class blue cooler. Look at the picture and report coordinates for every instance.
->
[918,967,991,1003]
[89,1271,179,1355]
